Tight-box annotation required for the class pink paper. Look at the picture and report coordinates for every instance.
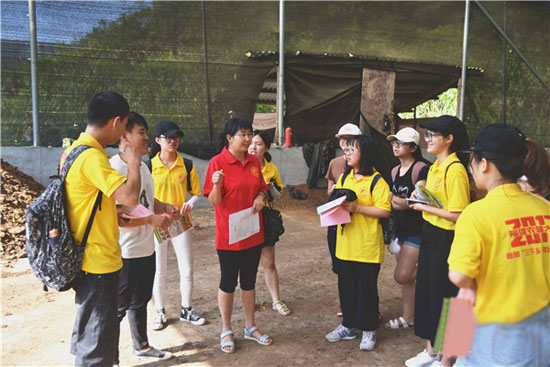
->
[320,205,351,227]
[443,298,476,357]
[128,204,153,218]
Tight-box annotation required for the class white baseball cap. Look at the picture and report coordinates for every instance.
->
[387,127,420,145]
[335,123,362,138]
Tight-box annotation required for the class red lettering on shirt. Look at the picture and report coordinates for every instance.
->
[505,216,550,247]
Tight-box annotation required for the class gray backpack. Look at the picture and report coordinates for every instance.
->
[25,145,102,291]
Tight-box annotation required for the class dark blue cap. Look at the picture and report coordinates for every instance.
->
[155,120,184,138]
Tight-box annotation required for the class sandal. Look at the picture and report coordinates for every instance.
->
[244,326,272,346]
[385,316,413,329]
[220,330,235,353]
[272,300,292,316]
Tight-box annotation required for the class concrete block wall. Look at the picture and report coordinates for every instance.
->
[1,146,309,207]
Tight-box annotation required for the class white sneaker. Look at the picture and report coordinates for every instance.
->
[152,311,167,331]
[359,331,376,351]
[325,324,357,342]
[405,349,441,367]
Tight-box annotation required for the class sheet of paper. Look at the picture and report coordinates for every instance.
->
[228,206,260,245]
[443,298,476,356]
[320,205,351,227]
[128,204,154,217]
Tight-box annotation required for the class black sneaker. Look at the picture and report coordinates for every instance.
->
[180,307,206,326]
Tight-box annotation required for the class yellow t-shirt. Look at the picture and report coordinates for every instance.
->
[261,158,283,189]
[335,170,391,263]
[448,184,550,324]
[151,153,201,209]
[261,158,283,206]
[422,152,470,230]
[61,133,126,274]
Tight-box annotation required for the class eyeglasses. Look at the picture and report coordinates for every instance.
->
[234,133,253,139]
[159,135,180,142]
[424,131,442,141]
[343,147,358,155]
[391,141,406,147]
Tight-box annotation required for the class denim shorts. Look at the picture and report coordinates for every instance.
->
[399,235,421,249]
[455,306,550,367]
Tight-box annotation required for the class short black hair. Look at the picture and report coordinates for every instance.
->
[472,151,524,181]
[126,111,148,133]
[87,91,129,128]
[217,117,253,153]
[344,135,376,176]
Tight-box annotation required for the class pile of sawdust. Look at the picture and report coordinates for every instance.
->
[1,159,45,265]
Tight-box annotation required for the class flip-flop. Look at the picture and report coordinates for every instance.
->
[244,326,272,345]
[220,330,235,353]
[385,316,413,329]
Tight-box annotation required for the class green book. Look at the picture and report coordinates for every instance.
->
[433,298,451,354]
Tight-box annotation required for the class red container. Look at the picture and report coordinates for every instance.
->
[285,127,292,147]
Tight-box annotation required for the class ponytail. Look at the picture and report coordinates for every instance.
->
[522,140,550,197]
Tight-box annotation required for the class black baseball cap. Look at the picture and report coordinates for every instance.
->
[470,124,527,157]
[420,115,469,148]
[155,120,184,138]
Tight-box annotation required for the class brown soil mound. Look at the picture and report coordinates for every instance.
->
[1,159,45,265]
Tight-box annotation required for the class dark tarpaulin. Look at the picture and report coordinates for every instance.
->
[243,53,482,145]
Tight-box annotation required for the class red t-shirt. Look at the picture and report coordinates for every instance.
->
[203,147,268,251]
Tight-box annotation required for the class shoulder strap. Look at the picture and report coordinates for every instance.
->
[391,165,400,183]
[183,158,193,192]
[411,161,427,184]
[340,171,349,186]
[80,191,102,248]
[59,144,103,249]
[443,160,461,198]
[444,161,460,182]
[60,145,93,181]
[370,173,381,194]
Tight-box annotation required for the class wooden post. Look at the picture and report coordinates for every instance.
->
[359,68,396,134]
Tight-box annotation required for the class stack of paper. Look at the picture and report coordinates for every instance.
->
[433,297,476,356]
[317,196,351,227]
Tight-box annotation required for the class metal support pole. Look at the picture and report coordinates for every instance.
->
[502,2,507,124]
[459,0,470,121]
[475,0,550,93]
[277,0,285,146]
[201,1,213,143]
[28,0,40,146]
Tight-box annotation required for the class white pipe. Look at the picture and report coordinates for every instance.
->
[28,0,40,146]
[459,0,470,121]
[277,0,284,145]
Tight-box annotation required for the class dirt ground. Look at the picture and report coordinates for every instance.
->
[2,203,424,366]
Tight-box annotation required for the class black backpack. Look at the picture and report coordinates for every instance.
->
[25,145,102,291]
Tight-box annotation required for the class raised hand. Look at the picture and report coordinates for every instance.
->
[212,169,225,186]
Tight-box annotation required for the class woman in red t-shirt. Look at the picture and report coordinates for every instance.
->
[203,117,272,353]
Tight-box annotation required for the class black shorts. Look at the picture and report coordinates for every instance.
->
[217,245,262,293]
[414,221,459,346]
